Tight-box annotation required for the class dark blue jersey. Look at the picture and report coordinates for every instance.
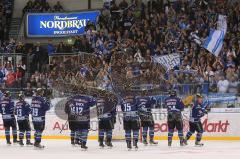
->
[96,96,117,120]
[189,101,207,122]
[65,95,96,122]
[31,96,50,122]
[0,97,15,121]
[120,96,139,120]
[15,100,31,121]
[136,96,155,116]
[164,96,184,113]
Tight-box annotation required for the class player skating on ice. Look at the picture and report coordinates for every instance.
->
[96,90,117,148]
[65,88,96,150]
[164,90,185,147]
[0,91,18,145]
[184,94,210,146]
[120,91,140,150]
[15,93,33,146]
[31,88,50,149]
[137,91,158,145]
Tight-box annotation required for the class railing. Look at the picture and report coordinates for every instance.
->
[0,53,27,69]
[1,52,239,108]
[2,83,239,108]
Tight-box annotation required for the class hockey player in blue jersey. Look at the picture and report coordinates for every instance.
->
[137,91,158,145]
[120,92,140,150]
[31,88,51,149]
[65,89,96,150]
[96,90,117,148]
[15,93,33,146]
[0,91,18,145]
[184,94,209,146]
[164,90,185,147]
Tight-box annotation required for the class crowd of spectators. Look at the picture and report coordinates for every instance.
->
[82,0,240,95]
[22,0,64,15]
[0,0,14,45]
[1,0,240,98]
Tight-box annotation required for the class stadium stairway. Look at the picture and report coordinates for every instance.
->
[9,17,21,40]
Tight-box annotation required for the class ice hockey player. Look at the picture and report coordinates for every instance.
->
[120,91,140,150]
[184,94,209,146]
[0,91,18,145]
[164,90,185,147]
[96,90,117,148]
[31,88,51,149]
[64,88,96,150]
[15,93,33,146]
[137,90,158,145]
[64,97,79,147]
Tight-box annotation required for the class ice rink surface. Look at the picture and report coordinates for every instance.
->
[0,140,240,159]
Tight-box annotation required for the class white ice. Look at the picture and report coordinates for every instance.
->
[0,140,240,159]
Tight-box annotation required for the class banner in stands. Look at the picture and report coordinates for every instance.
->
[26,11,100,37]
[152,53,180,71]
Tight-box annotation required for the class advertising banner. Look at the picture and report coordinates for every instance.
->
[0,98,240,140]
[26,11,100,37]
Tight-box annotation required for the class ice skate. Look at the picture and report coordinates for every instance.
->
[81,142,88,150]
[195,141,204,147]
[19,140,24,146]
[7,141,11,146]
[99,142,105,148]
[149,139,158,145]
[142,139,148,145]
[106,138,113,148]
[26,140,33,146]
[34,142,45,149]
[133,140,138,151]
[127,141,132,151]
[168,141,172,147]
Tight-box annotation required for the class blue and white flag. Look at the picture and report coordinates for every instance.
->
[152,53,180,71]
[203,29,225,56]
[203,15,227,56]
[217,15,227,35]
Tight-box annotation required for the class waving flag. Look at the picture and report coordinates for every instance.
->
[217,15,227,34]
[203,15,227,56]
[203,29,225,56]
[152,53,180,71]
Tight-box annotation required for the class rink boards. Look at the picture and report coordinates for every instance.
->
[0,98,240,140]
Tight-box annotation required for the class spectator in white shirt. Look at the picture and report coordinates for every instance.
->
[217,76,229,93]
[228,76,238,94]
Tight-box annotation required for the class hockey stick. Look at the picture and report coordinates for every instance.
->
[107,74,123,125]
[60,120,68,134]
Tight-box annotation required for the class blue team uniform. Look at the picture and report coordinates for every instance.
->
[31,96,50,144]
[137,96,156,142]
[15,100,32,141]
[137,96,155,117]
[185,100,208,143]
[120,95,140,148]
[164,96,184,113]
[65,94,96,146]
[164,96,185,145]
[0,96,18,143]
[189,101,208,122]
[120,96,139,121]
[96,95,117,146]
[16,100,31,121]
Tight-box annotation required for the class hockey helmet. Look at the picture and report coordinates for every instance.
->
[196,93,203,98]
[4,91,11,98]
[169,90,177,96]
[36,88,44,96]
[18,92,25,100]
